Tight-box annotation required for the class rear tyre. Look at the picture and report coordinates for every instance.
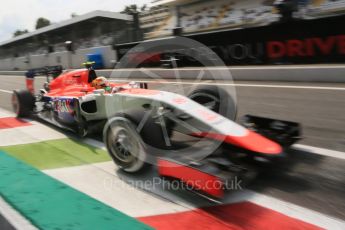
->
[104,116,150,173]
[188,85,237,120]
[12,90,35,118]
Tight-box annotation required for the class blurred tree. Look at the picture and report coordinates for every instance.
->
[141,4,147,12]
[121,4,147,14]
[35,17,51,29]
[13,29,29,37]
[121,4,138,14]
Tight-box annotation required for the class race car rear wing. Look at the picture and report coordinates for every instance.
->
[25,65,63,93]
[25,65,63,78]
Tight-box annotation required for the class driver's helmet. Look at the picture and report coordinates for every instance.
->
[92,76,109,89]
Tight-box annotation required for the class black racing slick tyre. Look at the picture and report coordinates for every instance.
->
[188,85,237,120]
[104,116,150,173]
[12,90,35,118]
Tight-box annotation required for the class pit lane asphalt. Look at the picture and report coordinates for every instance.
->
[0,74,344,220]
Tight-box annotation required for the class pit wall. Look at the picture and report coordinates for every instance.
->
[1,65,345,83]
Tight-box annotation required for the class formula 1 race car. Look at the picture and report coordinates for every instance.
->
[12,63,301,200]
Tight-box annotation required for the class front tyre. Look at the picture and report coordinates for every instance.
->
[104,116,149,173]
[12,90,35,118]
[188,85,237,120]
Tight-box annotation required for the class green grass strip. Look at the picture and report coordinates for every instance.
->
[0,138,111,170]
[0,151,152,230]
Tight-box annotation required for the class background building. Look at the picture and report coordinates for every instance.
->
[0,11,132,70]
[1,0,345,70]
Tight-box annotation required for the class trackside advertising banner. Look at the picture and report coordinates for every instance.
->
[116,14,345,66]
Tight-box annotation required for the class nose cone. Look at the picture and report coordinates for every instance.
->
[224,130,283,155]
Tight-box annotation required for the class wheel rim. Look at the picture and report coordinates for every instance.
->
[11,94,19,115]
[108,125,141,165]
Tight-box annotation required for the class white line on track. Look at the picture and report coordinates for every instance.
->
[109,80,345,91]
[230,83,345,91]
[0,89,12,94]
[294,144,345,160]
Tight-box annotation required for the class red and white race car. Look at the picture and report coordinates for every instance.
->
[12,63,301,200]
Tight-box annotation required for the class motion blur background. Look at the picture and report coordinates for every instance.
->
[0,0,345,70]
